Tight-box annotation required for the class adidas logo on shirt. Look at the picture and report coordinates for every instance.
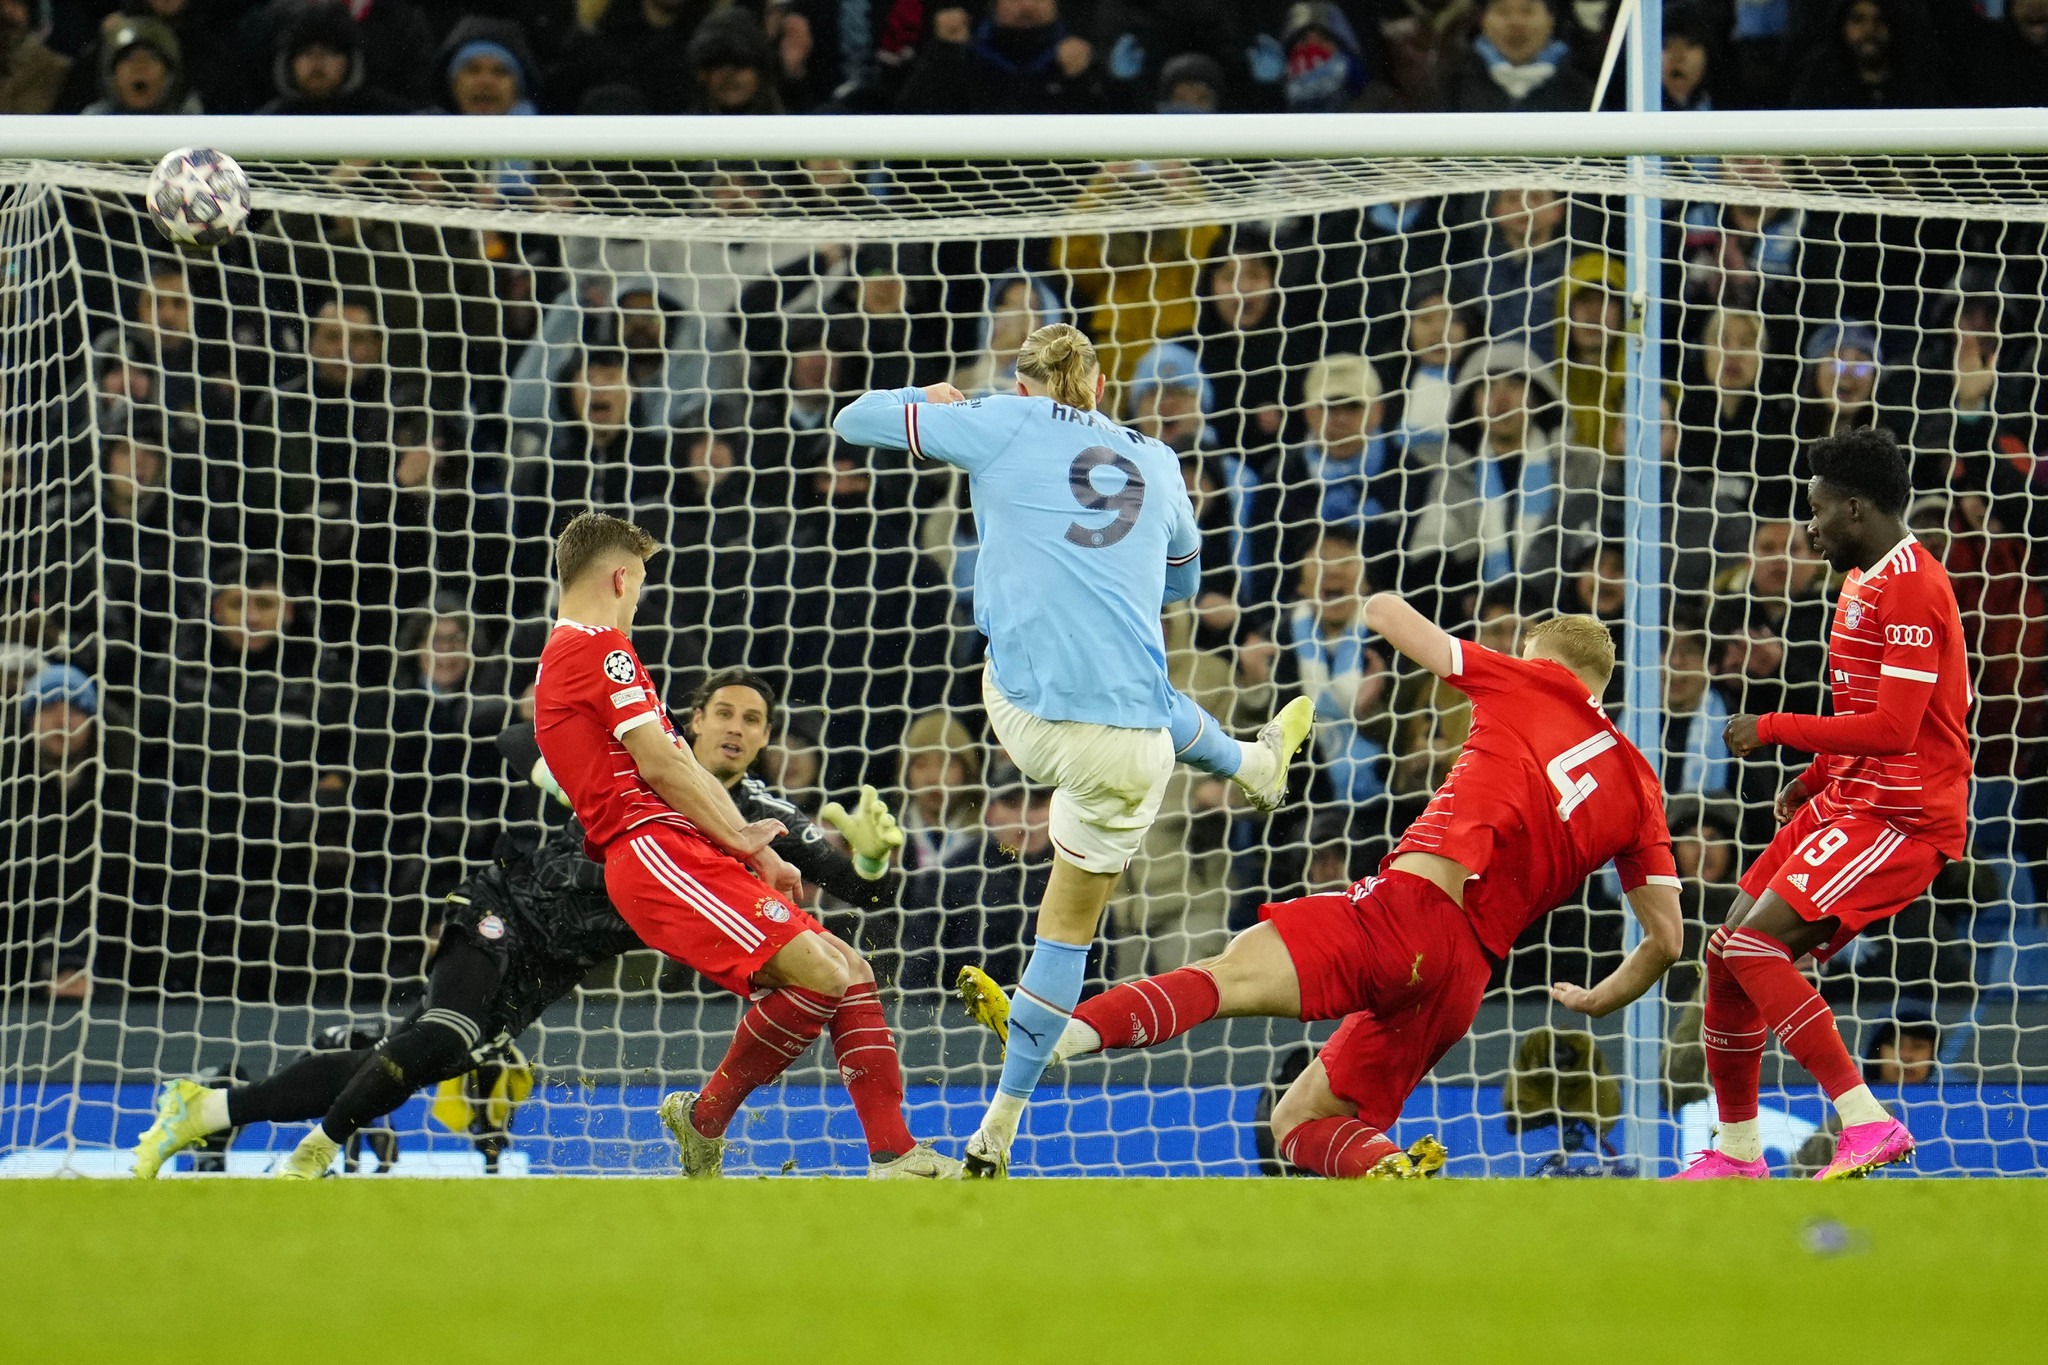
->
[1788,873,1810,892]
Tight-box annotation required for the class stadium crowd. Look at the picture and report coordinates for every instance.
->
[7,0,2048,117]
[4,5,2045,1077]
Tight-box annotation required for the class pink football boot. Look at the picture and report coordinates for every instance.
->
[1814,1118,1915,1181]
[1664,1149,1769,1180]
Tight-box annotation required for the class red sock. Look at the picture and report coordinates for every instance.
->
[1072,967,1220,1051]
[828,982,916,1160]
[694,987,839,1139]
[1701,924,1768,1124]
[1277,1117,1400,1178]
[1721,926,1864,1100]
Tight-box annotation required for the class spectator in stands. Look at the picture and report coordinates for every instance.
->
[1787,0,1950,109]
[1088,1,1240,112]
[953,275,1066,398]
[1661,626,1733,804]
[276,293,424,503]
[686,6,785,114]
[1661,5,1715,110]
[1451,187,1572,363]
[1193,227,1288,460]
[232,0,434,111]
[1281,197,1455,367]
[1792,320,1885,443]
[81,14,202,113]
[61,1,241,113]
[1274,355,1400,575]
[1445,0,1592,112]
[547,0,718,114]
[1556,251,1627,453]
[88,414,204,693]
[1125,340,1216,454]
[1712,515,1830,675]
[1407,343,1603,609]
[922,782,1061,990]
[384,600,513,897]
[1674,306,1797,519]
[1893,294,2044,493]
[1273,2,1397,112]
[1864,1014,1938,1084]
[0,0,68,113]
[516,348,672,522]
[1054,160,1222,382]
[825,243,948,395]
[770,0,941,113]
[896,709,986,881]
[437,15,537,114]
[1278,530,1395,808]
[258,0,415,115]
[1982,0,2048,104]
[1680,197,1807,317]
[508,276,711,434]
[897,0,1110,114]
[1384,279,1471,472]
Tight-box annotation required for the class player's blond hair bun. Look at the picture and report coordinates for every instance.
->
[1016,323,1100,409]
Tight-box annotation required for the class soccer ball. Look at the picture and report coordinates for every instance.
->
[145,147,251,249]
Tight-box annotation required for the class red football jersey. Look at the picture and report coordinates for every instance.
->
[532,618,693,857]
[1759,536,1972,859]
[1393,641,1679,959]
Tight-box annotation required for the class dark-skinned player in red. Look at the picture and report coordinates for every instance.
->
[1678,427,1971,1181]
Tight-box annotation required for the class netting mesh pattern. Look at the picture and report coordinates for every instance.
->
[2,152,2044,1177]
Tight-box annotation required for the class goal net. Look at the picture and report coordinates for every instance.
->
[3,120,2043,1177]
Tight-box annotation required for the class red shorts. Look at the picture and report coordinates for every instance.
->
[1737,805,1947,961]
[604,822,822,997]
[1260,870,1493,1130]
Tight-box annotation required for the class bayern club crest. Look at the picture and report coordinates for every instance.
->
[1843,599,1865,632]
[477,914,506,940]
[757,897,791,923]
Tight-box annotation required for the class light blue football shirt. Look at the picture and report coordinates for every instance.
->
[834,387,1200,729]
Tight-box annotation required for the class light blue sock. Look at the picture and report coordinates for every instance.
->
[997,938,1089,1100]
[1168,690,1242,778]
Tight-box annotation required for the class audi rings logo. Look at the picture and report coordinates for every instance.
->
[1885,625,1934,648]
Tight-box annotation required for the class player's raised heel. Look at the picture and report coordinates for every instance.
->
[274,1129,340,1180]
[1665,1149,1770,1180]
[1815,1117,1914,1181]
[131,1078,214,1180]
[961,1129,1009,1180]
[658,1090,726,1178]
[955,966,1010,1049]
[1240,697,1315,814]
[869,1139,964,1180]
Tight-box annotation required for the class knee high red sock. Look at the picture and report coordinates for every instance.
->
[694,986,840,1139]
[1071,967,1221,1051]
[1701,924,1769,1125]
[1721,926,1864,1100]
[1277,1117,1401,1178]
[827,982,916,1160]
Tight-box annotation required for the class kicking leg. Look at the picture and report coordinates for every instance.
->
[132,1049,370,1179]
[1169,690,1313,814]
[1057,921,1303,1061]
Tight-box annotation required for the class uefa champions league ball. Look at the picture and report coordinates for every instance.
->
[145,147,251,249]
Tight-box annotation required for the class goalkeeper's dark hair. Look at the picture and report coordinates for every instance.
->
[1808,426,1912,518]
[685,667,780,723]
[554,510,656,588]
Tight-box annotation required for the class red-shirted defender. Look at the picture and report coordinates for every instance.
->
[1681,427,1970,1182]
[533,512,959,1179]
[958,601,1685,1178]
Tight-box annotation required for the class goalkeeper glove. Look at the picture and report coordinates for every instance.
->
[531,757,570,808]
[819,785,904,881]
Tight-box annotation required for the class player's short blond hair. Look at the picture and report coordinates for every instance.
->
[1522,613,1616,690]
[1016,323,1100,409]
[555,511,656,589]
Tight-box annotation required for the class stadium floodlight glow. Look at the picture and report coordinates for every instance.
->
[3,114,2044,1178]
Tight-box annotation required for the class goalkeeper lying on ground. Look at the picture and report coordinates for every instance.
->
[133,683,915,1179]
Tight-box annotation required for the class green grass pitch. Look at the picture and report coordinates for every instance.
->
[4,1179,2038,1362]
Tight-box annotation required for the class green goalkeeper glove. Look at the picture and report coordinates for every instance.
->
[531,757,571,808]
[819,785,904,881]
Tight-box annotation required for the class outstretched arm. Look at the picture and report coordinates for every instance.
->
[1550,881,1684,1018]
[620,724,800,897]
[1361,592,1458,677]
[1738,670,1936,758]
